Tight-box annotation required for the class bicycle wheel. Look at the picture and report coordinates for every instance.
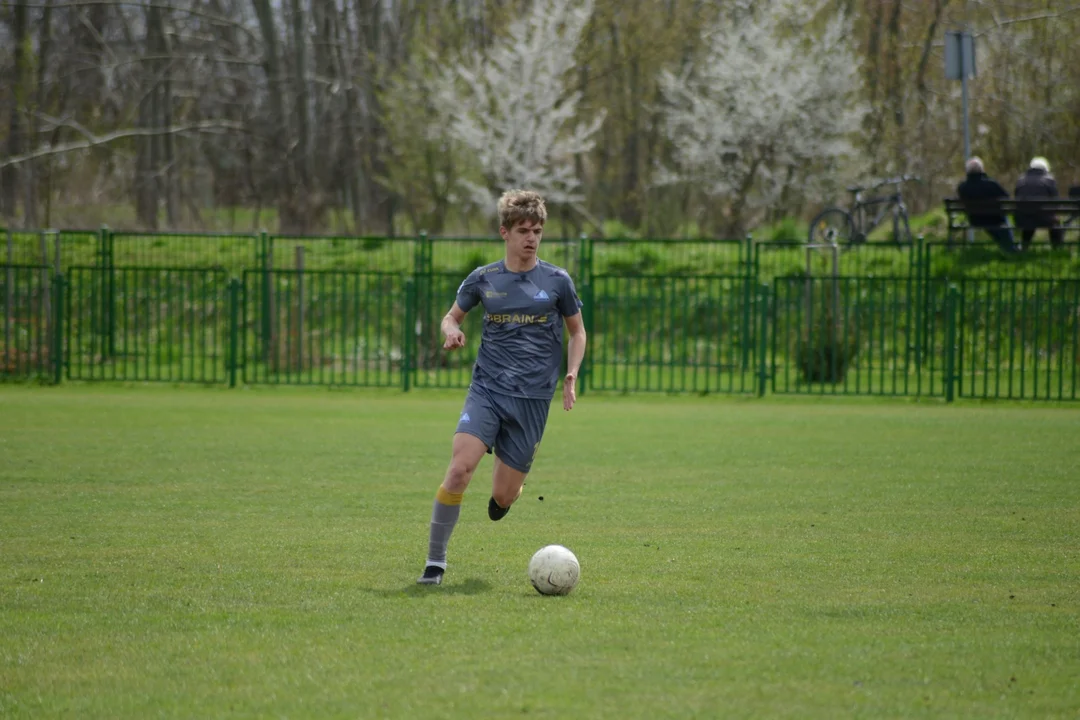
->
[892,205,913,245]
[808,208,855,245]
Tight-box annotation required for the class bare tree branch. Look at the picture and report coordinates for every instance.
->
[18,1,261,42]
[976,5,1080,35]
[0,121,245,168]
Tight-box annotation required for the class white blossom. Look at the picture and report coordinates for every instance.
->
[434,0,605,209]
[657,0,866,210]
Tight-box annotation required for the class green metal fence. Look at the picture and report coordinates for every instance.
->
[65,266,231,383]
[769,276,952,397]
[924,241,1080,282]
[240,269,409,387]
[586,238,745,277]
[4,227,99,270]
[109,230,261,271]
[8,227,1080,283]
[754,240,919,281]
[1,264,62,382]
[586,274,758,393]
[954,278,1080,401]
[4,226,1080,400]
[266,234,416,273]
[408,271,487,390]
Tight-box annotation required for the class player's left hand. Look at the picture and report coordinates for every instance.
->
[562,373,577,411]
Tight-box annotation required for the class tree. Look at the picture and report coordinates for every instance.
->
[432,0,606,219]
[656,0,866,234]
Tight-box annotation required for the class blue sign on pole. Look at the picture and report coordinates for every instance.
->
[945,31,976,80]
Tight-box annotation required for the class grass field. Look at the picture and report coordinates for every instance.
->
[2,386,1079,718]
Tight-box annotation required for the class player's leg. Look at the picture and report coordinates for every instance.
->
[489,455,529,521]
[487,395,551,521]
[419,392,498,585]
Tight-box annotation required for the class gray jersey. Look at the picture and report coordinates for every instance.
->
[456,259,582,399]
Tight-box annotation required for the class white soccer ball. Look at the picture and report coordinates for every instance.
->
[527,544,580,596]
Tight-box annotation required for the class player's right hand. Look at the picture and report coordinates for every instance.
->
[443,329,466,350]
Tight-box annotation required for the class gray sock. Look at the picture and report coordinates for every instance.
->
[426,497,462,567]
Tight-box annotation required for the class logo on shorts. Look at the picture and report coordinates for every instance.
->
[460,412,471,423]
[533,290,549,301]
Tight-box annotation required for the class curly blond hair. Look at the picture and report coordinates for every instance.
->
[497,189,547,230]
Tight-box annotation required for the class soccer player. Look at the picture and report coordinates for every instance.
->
[417,189,587,586]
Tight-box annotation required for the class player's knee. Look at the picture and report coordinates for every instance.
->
[492,485,521,509]
[444,457,478,492]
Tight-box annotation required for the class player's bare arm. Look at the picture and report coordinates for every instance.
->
[563,312,587,411]
[441,302,468,350]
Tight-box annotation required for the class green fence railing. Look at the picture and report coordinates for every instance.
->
[586,274,758,394]
[65,266,231,383]
[1,264,62,382]
[239,269,408,388]
[954,278,1080,401]
[769,276,951,397]
[4,241,1079,400]
[7,227,1080,284]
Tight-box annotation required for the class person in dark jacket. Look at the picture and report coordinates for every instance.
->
[1014,157,1064,249]
[957,157,1017,252]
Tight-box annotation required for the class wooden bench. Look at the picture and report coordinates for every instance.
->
[944,197,1080,246]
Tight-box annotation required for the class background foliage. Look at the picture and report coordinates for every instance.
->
[1,0,1078,236]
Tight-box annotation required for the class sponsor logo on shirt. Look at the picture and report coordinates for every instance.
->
[486,313,549,325]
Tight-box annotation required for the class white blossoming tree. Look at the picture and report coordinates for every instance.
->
[434,0,605,213]
[656,0,866,233]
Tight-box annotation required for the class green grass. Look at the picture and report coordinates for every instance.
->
[2,386,1080,718]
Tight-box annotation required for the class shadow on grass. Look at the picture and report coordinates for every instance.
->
[360,577,493,598]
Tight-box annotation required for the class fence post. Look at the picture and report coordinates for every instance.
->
[260,230,274,366]
[228,277,240,388]
[944,283,959,402]
[295,245,305,373]
[102,225,116,359]
[741,235,754,372]
[742,232,752,278]
[403,276,415,392]
[578,233,592,286]
[38,233,53,363]
[5,228,13,359]
[757,283,770,397]
[412,231,428,373]
[579,276,593,396]
[52,273,64,384]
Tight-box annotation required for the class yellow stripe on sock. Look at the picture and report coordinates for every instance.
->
[436,487,464,506]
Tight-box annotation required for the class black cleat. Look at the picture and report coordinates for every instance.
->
[488,496,511,522]
[417,565,444,585]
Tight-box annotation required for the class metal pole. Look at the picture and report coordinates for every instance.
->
[228,278,240,388]
[295,245,304,373]
[5,228,13,361]
[39,232,50,358]
[960,31,974,244]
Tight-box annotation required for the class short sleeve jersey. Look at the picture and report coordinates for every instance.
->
[455,259,583,399]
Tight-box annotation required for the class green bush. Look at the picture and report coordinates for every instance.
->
[797,307,858,384]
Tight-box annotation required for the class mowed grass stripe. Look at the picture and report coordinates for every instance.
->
[1,386,1078,718]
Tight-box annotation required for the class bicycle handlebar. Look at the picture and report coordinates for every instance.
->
[846,175,921,193]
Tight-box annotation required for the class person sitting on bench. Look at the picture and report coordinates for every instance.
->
[957,157,1018,252]
[1014,157,1064,249]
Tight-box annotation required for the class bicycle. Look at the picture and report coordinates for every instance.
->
[808,175,920,247]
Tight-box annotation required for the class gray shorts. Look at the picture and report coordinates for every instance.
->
[455,384,551,473]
